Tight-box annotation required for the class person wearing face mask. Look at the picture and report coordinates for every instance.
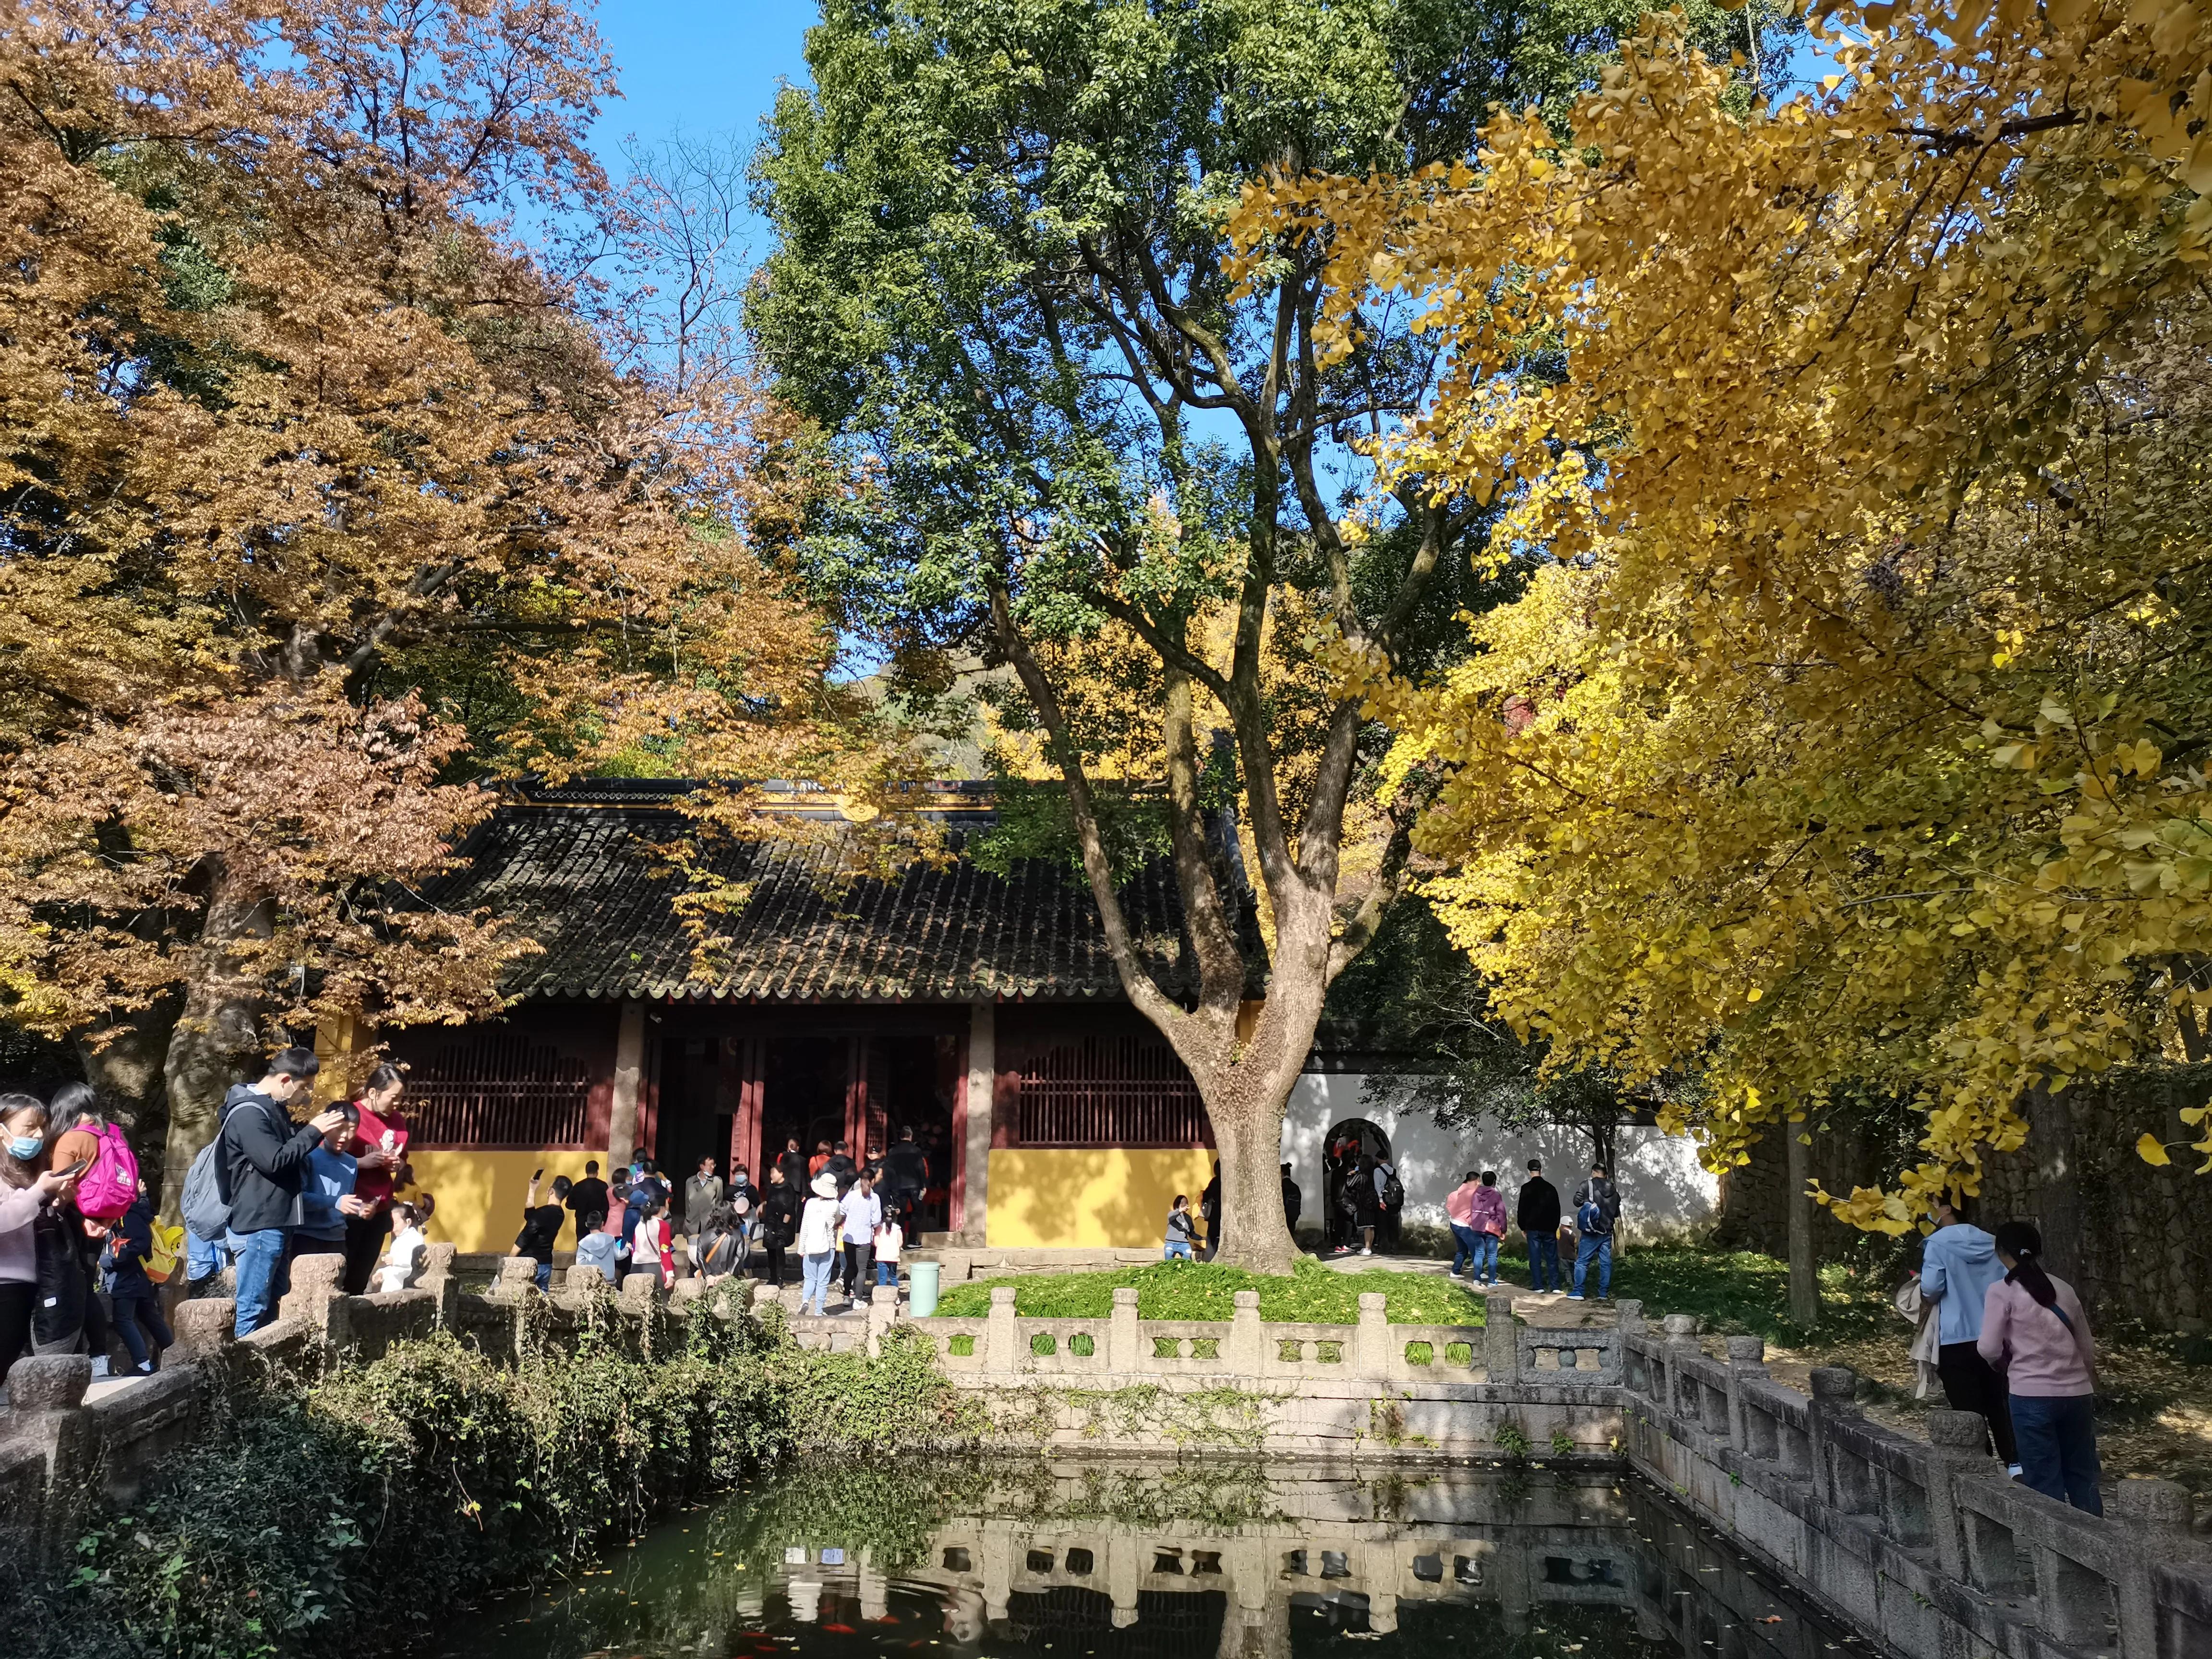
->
[1,1095,84,1379]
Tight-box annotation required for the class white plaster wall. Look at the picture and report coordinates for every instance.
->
[1279,1074,1720,1243]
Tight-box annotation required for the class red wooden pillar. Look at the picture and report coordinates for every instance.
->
[727,1035,764,1181]
[844,1034,868,1154]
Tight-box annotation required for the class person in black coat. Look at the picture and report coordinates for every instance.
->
[1200,1164,1222,1261]
[1281,1164,1302,1240]
[565,1161,610,1236]
[757,1166,802,1286]
[880,1127,929,1221]
[1515,1158,1564,1291]
[1338,1154,1379,1256]
[218,1047,349,1338]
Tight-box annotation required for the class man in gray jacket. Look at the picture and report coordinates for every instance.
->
[684,1156,724,1240]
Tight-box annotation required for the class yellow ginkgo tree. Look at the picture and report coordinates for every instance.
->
[1230,0,2212,1234]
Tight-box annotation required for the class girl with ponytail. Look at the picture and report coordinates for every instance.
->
[1979,1221,2103,1513]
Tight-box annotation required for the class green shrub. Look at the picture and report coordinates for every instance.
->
[9,1313,981,1659]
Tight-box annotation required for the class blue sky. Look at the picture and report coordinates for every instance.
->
[589,1,815,166]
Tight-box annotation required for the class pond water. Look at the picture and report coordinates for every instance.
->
[438,1460,1884,1659]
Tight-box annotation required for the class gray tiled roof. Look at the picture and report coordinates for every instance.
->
[426,784,1238,1003]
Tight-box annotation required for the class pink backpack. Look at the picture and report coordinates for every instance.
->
[72,1121,140,1221]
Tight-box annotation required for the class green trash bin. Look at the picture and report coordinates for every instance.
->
[908,1259,940,1318]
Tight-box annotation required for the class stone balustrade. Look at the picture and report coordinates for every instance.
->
[913,1287,1621,1390]
[52,1238,2203,1659]
[1621,1316,2212,1659]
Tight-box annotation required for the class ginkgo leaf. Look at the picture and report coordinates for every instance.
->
[2138,1134,2174,1167]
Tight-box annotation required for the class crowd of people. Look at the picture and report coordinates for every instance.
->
[1168,1150,1623,1305]
[546,1124,937,1317]
[177,1047,436,1338]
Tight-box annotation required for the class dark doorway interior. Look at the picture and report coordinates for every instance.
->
[656,1036,724,1187]
[1321,1118,1394,1252]
[763,1037,849,1173]
[878,1034,958,1232]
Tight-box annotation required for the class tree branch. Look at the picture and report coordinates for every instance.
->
[988,577,1191,1040]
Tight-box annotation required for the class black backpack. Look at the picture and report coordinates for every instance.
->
[1381,1168,1406,1210]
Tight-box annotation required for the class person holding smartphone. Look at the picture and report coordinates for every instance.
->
[217,1047,350,1337]
[0,1096,86,1376]
[516,1170,571,1291]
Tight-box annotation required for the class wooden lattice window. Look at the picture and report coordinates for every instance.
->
[1014,1036,1212,1149]
[408,1034,596,1149]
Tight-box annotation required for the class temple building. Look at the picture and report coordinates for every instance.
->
[333,779,1720,1255]
[350,780,1240,1253]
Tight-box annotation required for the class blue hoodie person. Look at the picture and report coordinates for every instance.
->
[1919,1196,2018,1470]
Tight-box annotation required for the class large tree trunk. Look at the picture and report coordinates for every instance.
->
[1204,1068,1301,1276]
[75,999,180,1196]
[1786,1123,1819,1330]
[2022,1077,2084,1289]
[156,868,274,1224]
[1194,981,1322,1277]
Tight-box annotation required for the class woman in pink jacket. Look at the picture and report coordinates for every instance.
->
[1978,1221,2101,1514]
[1449,1170,1510,1287]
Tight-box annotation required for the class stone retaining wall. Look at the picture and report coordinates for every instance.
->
[1622,1312,2212,1659]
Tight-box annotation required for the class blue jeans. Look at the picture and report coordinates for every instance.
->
[225,1227,290,1336]
[186,1229,228,1287]
[2009,1394,2102,1514]
[1163,1238,1193,1260]
[1528,1232,1561,1291]
[1449,1223,1479,1275]
[1573,1233,1612,1298]
[1456,1229,1500,1284]
[800,1250,836,1313]
[534,1260,553,1292]
[876,1259,897,1286]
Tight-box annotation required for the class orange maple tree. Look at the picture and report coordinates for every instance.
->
[0,0,868,1199]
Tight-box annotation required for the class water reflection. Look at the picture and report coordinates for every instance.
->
[441,1460,1872,1659]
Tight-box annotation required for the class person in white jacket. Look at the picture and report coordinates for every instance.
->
[797,1173,842,1316]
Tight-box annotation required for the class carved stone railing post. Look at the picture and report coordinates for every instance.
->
[1352,1293,1392,1379]
[2113,1478,2195,1658]
[418,1242,460,1327]
[1723,1335,1765,1451]
[985,1286,1020,1374]
[0,1356,93,1563]
[1483,1290,1516,1384]
[487,1255,541,1303]
[1226,1291,1265,1374]
[867,1285,899,1358]
[1806,1366,1860,1510]
[278,1250,349,1353]
[1920,1408,1989,1582]
[1661,1313,1700,1417]
[172,1296,239,1367]
[1108,1286,1142,1373]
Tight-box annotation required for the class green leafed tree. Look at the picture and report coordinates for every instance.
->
[748,0,1791,1270]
